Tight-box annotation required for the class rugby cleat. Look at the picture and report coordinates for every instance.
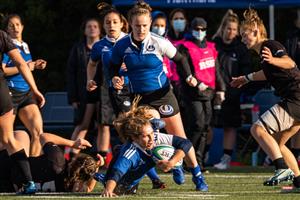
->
[152,179,167,189]
[192,175,208,192]
[263,168,294,186]
[18,181,37,195]
[172,166,185,185]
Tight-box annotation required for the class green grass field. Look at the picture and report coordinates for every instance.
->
[0,166,299,200]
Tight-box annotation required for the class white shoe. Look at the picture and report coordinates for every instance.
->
[214,154,231,170]
[263,168,294,186]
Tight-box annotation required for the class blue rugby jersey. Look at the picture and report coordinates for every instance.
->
[106,132,192,186]
[90,33,128,86]
[111,32,177,93]
[2,39,32,92]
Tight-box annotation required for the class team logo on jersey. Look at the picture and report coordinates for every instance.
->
[159,105,174,116]
[102,46,110,52]
[147,45,155,51]
[123,100,131,107]
[125,47,133,53]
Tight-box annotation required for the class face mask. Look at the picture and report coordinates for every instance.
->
[172,19,186,32]
[152,26,166,36]
[192,30,206,41]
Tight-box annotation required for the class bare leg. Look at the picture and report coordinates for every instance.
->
[70,104,96,154]
[250,124,282,160]
[274,124,300,176]
[14,130,31,156]
[183,147,198,168]
[18,104,43,156]
[97,125,110,152]
[163,112,186,138]
[0,110,23,154]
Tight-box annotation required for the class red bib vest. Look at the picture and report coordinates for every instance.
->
[182,41,218,89]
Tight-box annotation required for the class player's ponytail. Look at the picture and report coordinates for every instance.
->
[212,9,239,40]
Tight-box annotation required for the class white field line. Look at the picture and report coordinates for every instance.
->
[16,194,229,199]
[159,174,271,178]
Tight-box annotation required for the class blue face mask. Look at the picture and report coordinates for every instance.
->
[192,30,206,41]
[152,26,166,36]
[172,19,186,32]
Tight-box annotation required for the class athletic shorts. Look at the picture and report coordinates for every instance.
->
[86,89,99,104]
[10,88,37,115]
[219,98,241,128]
[0,77,13,116]
[254,103,294,134]
[98,86,115,125]
[134,86,180,118]
[109,85,131,116]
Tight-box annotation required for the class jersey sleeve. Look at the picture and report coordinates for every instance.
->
[154,132,192,154]
[266,40,287,58]
[2,53,10,64]
[161,38,177,59]
[106,149,135,183]
[90,42,101,62]
[154,132,173,146]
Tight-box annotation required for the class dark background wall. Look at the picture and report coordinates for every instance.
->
[0,0,297,92]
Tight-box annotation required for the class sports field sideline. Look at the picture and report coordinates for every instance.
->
[0,166,299,200]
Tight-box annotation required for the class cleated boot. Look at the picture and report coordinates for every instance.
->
[152,179,167,189]
[18,181,37,195]
[192,174,208,192]
[263,168,294,186]
[172,167,185,185]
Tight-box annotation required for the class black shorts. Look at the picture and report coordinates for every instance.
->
[0,77,13,116]
[109,85,131,116]
[214,93,241,128]
[10,88,37,115]
[98,86,115,125]
[134,86,180,118]
[73,90,98,125]
[86,89,99,104]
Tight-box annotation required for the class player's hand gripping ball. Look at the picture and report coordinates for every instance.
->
[152,144,183,168]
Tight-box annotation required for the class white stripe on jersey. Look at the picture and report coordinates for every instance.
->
[123,145,136,159]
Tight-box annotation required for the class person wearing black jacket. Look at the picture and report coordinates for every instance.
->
[66,18,101,156]
[177,17,226,170]
[211,10,252,170]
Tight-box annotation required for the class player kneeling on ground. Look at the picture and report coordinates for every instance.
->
[97,111,208,197]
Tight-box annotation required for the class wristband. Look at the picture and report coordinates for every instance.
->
[245,73,254,82]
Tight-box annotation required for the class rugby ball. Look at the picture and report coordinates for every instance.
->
[152,144,183,168]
